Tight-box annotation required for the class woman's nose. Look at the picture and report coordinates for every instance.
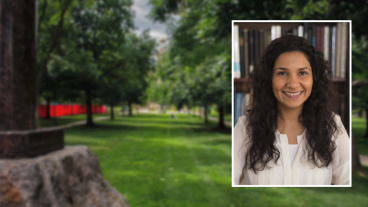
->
[286,75,300,88]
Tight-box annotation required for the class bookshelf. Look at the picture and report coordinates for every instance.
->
[233,22,350,135]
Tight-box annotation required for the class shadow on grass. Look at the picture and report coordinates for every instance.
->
[191,127,231,134]
[109,119,205,127]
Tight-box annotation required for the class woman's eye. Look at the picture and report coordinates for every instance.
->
[300,71,307,75]
[278,72,286,75]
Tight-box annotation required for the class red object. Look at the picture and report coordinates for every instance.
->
[38,104,107,118]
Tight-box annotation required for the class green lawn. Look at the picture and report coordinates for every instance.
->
[352,117,368,156]
[61,113,367,207]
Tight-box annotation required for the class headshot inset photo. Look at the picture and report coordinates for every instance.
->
[232,21,351,186]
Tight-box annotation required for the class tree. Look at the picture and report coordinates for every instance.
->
[148,0,235,128]
[147,52,177,113]
[39,71,58,119]
[97,82,124,120]
[37,0,74,124]
[122,32,156,116]
[37,0,74,88]
[62,0,134,126]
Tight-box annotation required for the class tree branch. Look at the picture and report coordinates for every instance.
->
[37,0,73,91]
[352,80,368,88]
[37,0,48,35]
[99,60,125,79]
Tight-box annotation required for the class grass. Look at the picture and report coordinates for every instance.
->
[352,117,368,156]
[61,113,368,207]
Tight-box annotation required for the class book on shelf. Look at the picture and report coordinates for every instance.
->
[233,22,349,80]
[340,22,348,79]
[234,93,250,126]
[331,25,337,77]
[243,28,249,78]
[324,26,329,62]
[233,25,241,78]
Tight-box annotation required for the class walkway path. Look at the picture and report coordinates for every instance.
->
[192,112,231,127]
[360,154,368,166]
[207,115,231,127]
[41,116,110,130]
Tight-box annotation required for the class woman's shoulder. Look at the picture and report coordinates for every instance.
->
[331,113,347,136]
[237,114,248,125]
[332,112,343,125]
[234,115,249,141]
[330,114,350,170]
[331,112,349,151]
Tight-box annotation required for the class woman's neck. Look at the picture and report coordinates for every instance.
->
[277,105,305,144]
[277,104,303,127]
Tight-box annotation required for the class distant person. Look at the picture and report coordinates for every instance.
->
[170,113,176,119]
[234,35,350,185]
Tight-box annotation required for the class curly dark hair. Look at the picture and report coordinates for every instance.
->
[245,34,338,173]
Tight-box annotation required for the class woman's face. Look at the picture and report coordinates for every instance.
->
[272,51,313,111]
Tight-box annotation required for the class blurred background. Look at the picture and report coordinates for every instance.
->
[9,0,368,206]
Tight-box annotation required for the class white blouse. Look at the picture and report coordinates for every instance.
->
[289,144,299,164]
[233,114,350,186]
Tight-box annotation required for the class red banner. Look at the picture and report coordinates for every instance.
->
[39,104,107,118]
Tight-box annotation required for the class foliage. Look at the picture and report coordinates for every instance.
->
[38,0,155,124]
[37,0,74,88]
[352,36,368,80]
[120,31,156,106]
[148,0,236,126]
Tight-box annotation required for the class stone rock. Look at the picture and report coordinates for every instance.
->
[0,146,129,207]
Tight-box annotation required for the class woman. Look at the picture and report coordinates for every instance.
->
[233,35,350,185]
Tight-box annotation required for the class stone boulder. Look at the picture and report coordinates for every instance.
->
[0,146,129,207]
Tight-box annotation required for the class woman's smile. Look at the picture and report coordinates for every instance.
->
[282,91,304,98]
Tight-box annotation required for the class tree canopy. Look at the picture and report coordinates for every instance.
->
[38,0,155,125]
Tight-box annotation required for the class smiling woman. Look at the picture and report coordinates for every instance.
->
[233,34,350,186]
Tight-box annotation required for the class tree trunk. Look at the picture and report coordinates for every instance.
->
[352,133,364,173]
[365,108,368,138]
[85,87,94,126]
[204,105,208,124]
[45,96,51,119]
[52,104,57,124]
[217,104,225,129]
[52,93,57,124]
[358,110,362,118]
[110,103,114,120]
[128,101,132,116]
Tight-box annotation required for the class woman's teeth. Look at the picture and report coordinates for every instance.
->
[284,92,302,96]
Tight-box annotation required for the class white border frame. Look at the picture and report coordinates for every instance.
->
[231,20,352,187]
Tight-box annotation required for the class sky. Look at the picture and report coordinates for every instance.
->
[131,0,168,46]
